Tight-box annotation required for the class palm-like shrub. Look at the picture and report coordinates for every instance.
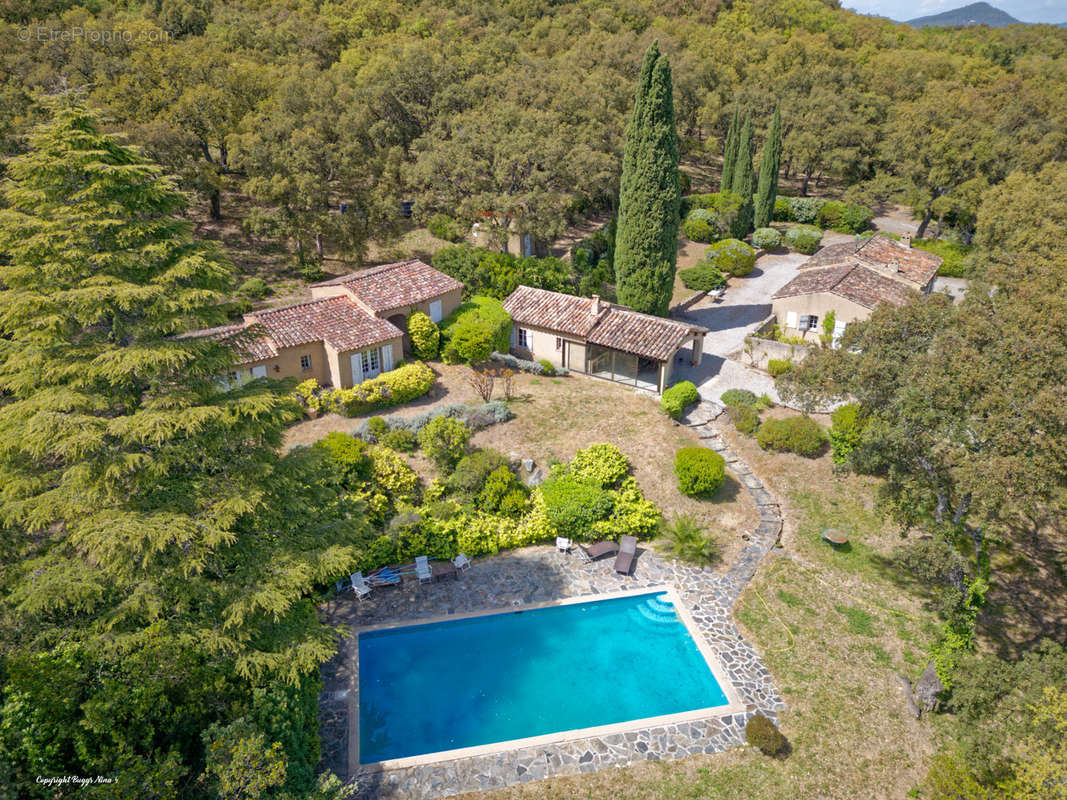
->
[657,514,719,565]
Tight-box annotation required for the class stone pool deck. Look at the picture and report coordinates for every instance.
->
[318,401,785,798]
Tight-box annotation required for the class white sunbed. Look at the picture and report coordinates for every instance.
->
[556,536,572,553]
[415,555,433,584]
[350,571,371,600]
[452,553,472,570]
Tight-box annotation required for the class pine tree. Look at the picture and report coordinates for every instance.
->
[0,101,366,792]
[754,106,782,229]
[614,43,680,317]
[733,114,755,236]
[720,108,741,194]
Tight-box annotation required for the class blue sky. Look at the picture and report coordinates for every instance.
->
[843,0,1067,23]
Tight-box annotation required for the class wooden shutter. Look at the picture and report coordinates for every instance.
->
[381,344,394,373]
[350,352,364,385]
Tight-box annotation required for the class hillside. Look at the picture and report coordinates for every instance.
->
[907,2,1020,28]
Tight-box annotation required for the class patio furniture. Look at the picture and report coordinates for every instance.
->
[432,561,459,582]
[578,540,619,563]
[366,566,402,587]
[556,536,572,553]
[821,528,849,547]
[415,555,433,584]
[350,571,372,600]
[452,553,472,570]
[613,535,638,575]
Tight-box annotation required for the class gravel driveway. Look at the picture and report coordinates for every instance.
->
[671,249,809,404]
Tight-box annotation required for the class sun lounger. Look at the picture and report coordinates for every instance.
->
[578,540,619,563]
[350,571,371,600]
[452,553,471,570]
[613,536,638,575]
[556,536,572,553]
[415,555,432,584]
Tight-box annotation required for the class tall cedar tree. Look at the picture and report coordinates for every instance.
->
[733,114,755,235]
[614,42,680,316]
[754,106,782,229]
[0,103,366,794]
[720,108,741,193]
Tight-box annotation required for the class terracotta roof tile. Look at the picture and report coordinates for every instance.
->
[798,234,941,287]
[249,296,401,352]
[314,259,464,312]
[177,322,279,362]
[773,263,915,310]
[503,286,707,362]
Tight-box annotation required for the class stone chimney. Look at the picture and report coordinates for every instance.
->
[901,232,913,248]
[591,294,601,315]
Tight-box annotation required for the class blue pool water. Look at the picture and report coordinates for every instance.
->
[358,591,728,763]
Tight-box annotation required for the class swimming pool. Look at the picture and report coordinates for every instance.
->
[357,588,736,764]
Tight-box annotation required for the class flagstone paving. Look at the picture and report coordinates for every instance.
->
[318,401,785,798]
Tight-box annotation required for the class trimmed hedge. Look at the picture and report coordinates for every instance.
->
[678,263,727,292]
[300,362,436,417]
[785,225,823,254]
[705,239,756,277]
[720,388,758,407]
[674,447,726,497]
[661,381,700,420]
[407,310,440,360]
[756,415,826,457]
[767,358,793,377]
[752,227,782,250]
[440,296,512,364]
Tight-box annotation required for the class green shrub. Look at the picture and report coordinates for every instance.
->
[817,200,872,234]
[657,514,718,564]
[449,448,510,496]
[704,238,756,277]
[687,207,715,223]
[661,381,700,420]
[772,196,793,222]
[237,277,271,299]
[407,311,440,360]
[720,388,758,407]
[369,446,421,501]
[427,213,466,243]
[787,196,827,225]
[785,225,823,254]
[752,227,782,250]
[477,465,528,515]
[417,416,470,471]
[312,432,371,483]
[539,471,615,541]
[367,416,389,441]
[570,443,630,488]
[327,362,436,416]
[745,713,787,756]
[756,415,826,457]
[829,403,866,466]
[767,358,793,377]
[729,403,760,436]
[912,238,975,278]
[380,428,417,452]
[682,217,715,243]
[537,358,556,376]
[678,263,727,292]
[440,296,512,364]
[674,447,726,497]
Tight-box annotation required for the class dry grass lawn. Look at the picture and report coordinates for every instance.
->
[284,365,759,569]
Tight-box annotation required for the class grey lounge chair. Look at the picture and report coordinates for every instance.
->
[578,540,619,563]
[613,536,638,575]
[452,553,472,570]
[415,555,432,584]
[350,571,371,600]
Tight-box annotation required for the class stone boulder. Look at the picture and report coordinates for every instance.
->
[913,661,945,714]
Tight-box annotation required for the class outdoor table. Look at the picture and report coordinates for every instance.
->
[432,562,459,582]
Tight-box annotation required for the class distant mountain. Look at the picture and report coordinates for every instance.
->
[907,2,1020,28]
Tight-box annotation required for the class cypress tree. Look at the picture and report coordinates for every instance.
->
[754,106,782,229]
[720,108,741,194]
[614,43,680,317]
[734,114,755,236]
[0,102,366,790]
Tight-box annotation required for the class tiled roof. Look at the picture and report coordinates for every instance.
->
[177,322,279,361]
[503,286,707,362]
[773,263,915,310]
[502,286,604,337]
[313,259,464,312]
[587,307,701,362]
[798,234,941,287]
[249,296,401,352]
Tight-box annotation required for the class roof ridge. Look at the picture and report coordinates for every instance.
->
[251,295,348,317]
